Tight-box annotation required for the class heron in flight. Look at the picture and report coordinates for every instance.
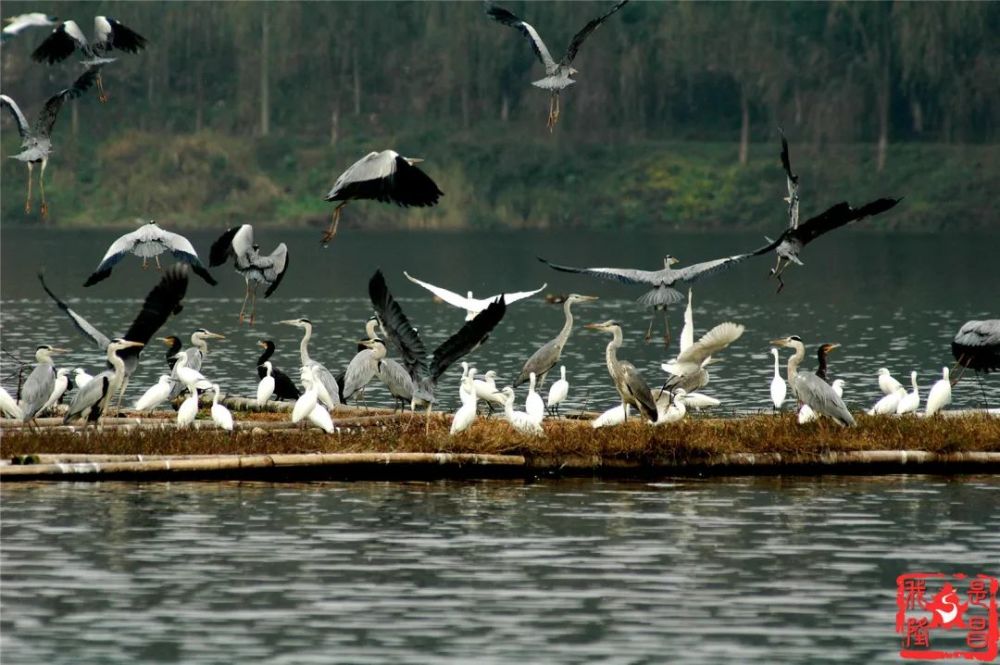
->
[761,132,901,292]
[321,150,443,245]
[39,266,188,408]
[84,221,217,287]
[584,320,658,423]
[2,13,58,42]
[951,319,1000,406]
[18,344,70,423]
[515,293,597,389]
[369,270,506,430]
[1,65,101,217]
[539,251,756,347]
[32,17,147,102]
[209,224,289,324]
[771,336,855,426]
[486,0,630,131]
[403,271,546,321]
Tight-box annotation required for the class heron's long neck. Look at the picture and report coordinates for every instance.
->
[786,343,804,383]
[504,396,515,418]
[108,351,126,385]
[372,343,387,362]
[556,300,575,349]
[193,336,209,356]
[772,353,780,377]
[605,328,623,378]
[299,326,313,366]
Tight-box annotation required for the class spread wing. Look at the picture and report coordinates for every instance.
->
[31,20,89,64]
[161,229,216,286]
[84,227,144,286]
[779,127,800,230]
[793,198,901,246]
[261,244,289,297]
[93,16,147,53]
[485,3,557,72]
[120,265,189,355]
[675,322,744,365]
[537,256,663,286]
[496,282,547,305]
[429,297,506,383]
[38,272,112,350]
[208,225,246,266]
[0,95,31,140]
[369,269,428,380]
[403,271,474,310]
[669,252,756,285]
[34,65,101,137]
[563,0,630,64]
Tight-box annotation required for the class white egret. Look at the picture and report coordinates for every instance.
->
[404,271,546,321]
[878,368,904,396]
[473,370,506,414]
[210,385,234,432]
[73,367,93,390]
[896,372,920,415]
[450,374,478,435]
[177,388,200,429]
[498,386,544,436]
[1,386,24,419]
[257,361,276,407]
[924,368,952,416]
[655,388,687,425]
[546,366,569,416]
[592,404,628,429]
[292,366,320,424]
[770,348,786,411]
[682,393,720,411]
[868,387,907,416]
[134,375,173,412]
[40,367,71,415]
[525,372,545,423]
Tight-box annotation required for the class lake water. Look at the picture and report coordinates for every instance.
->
[2,476,999,664]
[1,228,997,412]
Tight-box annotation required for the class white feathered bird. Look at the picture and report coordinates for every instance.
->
[868,387,907,416]
[404,271,545,321]
[655,388,687,425]
[770,348,787,411]
[878,368,904,396]
[209,384,234,431]
[257,361,276,407]
[134,374,173,412]
[546,365,569,416]
[498,386,544,436]
[924,367,952,416]
[84,221,216,287]
[525,372,545,423]
[896,372,920,415]
[1,386,24,419]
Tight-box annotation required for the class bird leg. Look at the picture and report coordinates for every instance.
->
[553,92,560,127]
[114,376,130,414]
[662,308,671,348]
[644,315,655,344]
[425,402,432,434]
[249,286,258,326]
[142,256,148,269]
[321,204,345,246]
[238,282,251,324]
[39,159,48,218]
[24,163,34,214]
[771,259,789,294]
[546,94,559,133]
[155,255,162,271]
[97,72,109,103]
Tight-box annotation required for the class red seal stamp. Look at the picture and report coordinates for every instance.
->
[897,573,999,661]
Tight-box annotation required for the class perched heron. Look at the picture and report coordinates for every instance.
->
[73,367,93,390]
[256,340,300,401]
[770,336,855,426]
[515,293,597,389]
[176,386,201,429]
[584,320,658,423]
[496,386,544,436]
[39,367,72,415]
[546,366,569,416]
[486,0,630,131]
[167,329,226,400]
[878,368,904,396]
[661,322,745,395]
[342,338,387,406]
[1,386,23,419]
[369,270,506,429]
[18,344,70,422]
[403,271,546,321]
[770,348,786,411]
[84,221,217,287]
[525,372,545,424]
[450,373,478,436]
[257,361,276,407]
[134,374,173,412]
[925,367,952,416]
[32,17,148,102]
[279,318,341,410]
[39,266,188,408]
[681,392,720,411]
[321,150,443,245]
[799,379,845,424]
[292,366,334,433]
[538,252,757,347]
[951,320,1000,406]
[896,372,921,416]
[209,224,289,324]
[1,66,101,217]
[592,403,629,429]
[2,13,58,42]
[63,338,144,425]
[170,353,212,394]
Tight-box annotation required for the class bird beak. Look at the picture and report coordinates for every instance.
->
[206,332,226,340]
[584,323,602,330]
[407,157,424,164]
[278,319,298,326]
[258,340,267,348]
[769,338,788,347]
[827,343,841,352]
[579,295,599,302]
[122,341,145,349]
[158,337,173,346]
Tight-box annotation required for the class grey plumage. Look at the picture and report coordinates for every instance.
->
[209,224,289,323]
[661,321,744,394]
[84,220,216,286]
[584,320,658,423]
[771,335,855,427]
[342,339,386,403]
[19,345,68,421]
[279,318,341,409]
[64,339,144,424]
[952,319,1000,374]
[515,293,597,389]
[168,329,226,399]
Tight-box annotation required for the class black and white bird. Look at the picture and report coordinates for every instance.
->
[486,0,630,131]
[403,271,546,321]
[321,150,443,245]
[1,13,58,42]
[1,66,101,217]
[369,270,506,429]
[31,16,148,102]
[167,328,226,399]
[951,319,1000,405]
[84,221,217,287]
[256,340,300,401]
[538,252,756,347]
[209,224,289,324]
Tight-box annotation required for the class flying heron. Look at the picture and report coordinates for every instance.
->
[660,321,744,395]
[31,17,148,102]
[368,269,506,430]
[486,0,630,131]
[63,338,144,426]
[515,293,597,389]
[2,13,58,42]
[18,344,70,423]
[538,252,758,347]
[209,224,289,324]
[84,221,217,287]
[403,271,546,321]
[39,266,188,409]
[256,340,300,401]
[321,150,443,245]
[1,65,101,217]
[951,319,999,407]
[770,336,855,426]
[584,320,658,423]
[278,318,342,410]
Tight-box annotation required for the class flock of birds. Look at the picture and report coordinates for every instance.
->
[1,8,998,436]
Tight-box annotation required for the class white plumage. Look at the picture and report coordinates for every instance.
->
[655,388,687,425]
[878,368,904,396]
[2,13,57,41]
[404,271,545,321]
[257,361,276,407]
[134,374,173,412]
[292,367,320,424]
[84,221,216,286]
[770,348,786,410]
[450,374,478,435]
[546,365,569,415]
[306,403,335,434]
[40,367,71,414]
[1,386,24,419]
[682,392,720,411]
[499,386,544,436]
[896,372,920,415]
[592,404,628,429]
[525,372,545,424]
[210,384,234,431]
[868,387,907,416]
[177,390,200,429]
[924,367,952,416]
[73,367,93,390]
[474,370,506,411]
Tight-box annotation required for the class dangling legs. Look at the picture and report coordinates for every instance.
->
[97,72,108,103]
[321,203,346,246]
[771,258,789,294]
[238,281,251,324]
[39,159,49,218]
[248,286,258,326]
[155,255,162,270]
[662,307,671,348]
[24,162,34,214]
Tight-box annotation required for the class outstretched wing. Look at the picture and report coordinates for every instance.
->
[121,265,189,352]
[493,282,547,306]
[93,16,147,53]
[486,3,557,72]
[669,252,756,286]
[34,65,101,137]
[31,20,88,64]
[369,269,428,380]
[778,127,800,230]
[0,95,31,140]
[38,272,111,350]
[563,0,630,64]
[208,225,244,266]
[2,13,58,42]
[261,244,289,297]
[793,198,901,246]
[429,297,506,383]
[403,271,474,310]
[389,156,443,207]
[538,256,663,286]
[676,322,745,365]
[84,227,142,287]
[161,229,216,285]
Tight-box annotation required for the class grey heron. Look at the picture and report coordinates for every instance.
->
[951,319,999,406]
[538,252,757,347]
[895,372,921,415]
[925,368,952,416]
[799,379,845,424]
[18,344,70,422]
[279,318,342,410]
[209,224,289,324]
[84,220,217,287]
[661,322,745,395]
[2,13,58,42]
[1,65,101,217]
[368,270,506,429]
[342,338,387,406]
[256,340,300,400]
[496,386,544,436]
[338,315,414,411]
[770,336,855,427]
[546,366,569,416]
[584,320,658,423]
[39,266,188,407]
[32,17,148,102]
[514,293,597,389]
[486,0,630,131]
[63,338,144,425]
[321,150,443,245]
[167,329,226,400]
[403,271,546,321]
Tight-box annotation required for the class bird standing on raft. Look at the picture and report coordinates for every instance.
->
[770,348,787,412]
[256,341,299,401]
[84,221,217,287]
[18,344,70,423]
[515,293,597,389]
[547,366,569,417]
[951,319,999,407]
[278,318,341,410]
[661,322,745,395]
[925,367,952,416]
[485,0,630,132]
[770,336,855,426]
[209,224,289,325]
[896,371,921,416]
[64,339,144,426]
[496,386,544,436]
[321,150,443,245]
[585,320,658,423]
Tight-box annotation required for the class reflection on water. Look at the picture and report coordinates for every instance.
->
[1,229,997,413]
[1,477,998,664]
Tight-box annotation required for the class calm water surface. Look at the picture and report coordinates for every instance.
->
[1,228,997,412]
[2,476,999,664]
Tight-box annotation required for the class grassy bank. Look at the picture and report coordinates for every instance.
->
[2,127,996,232]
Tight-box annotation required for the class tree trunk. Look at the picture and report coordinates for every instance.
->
[353,48,361,116]
[738,85,750,166]
[876,54,889,172]
[259,11,270,137]
[195,60,204,132]
[330,107,339,146]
